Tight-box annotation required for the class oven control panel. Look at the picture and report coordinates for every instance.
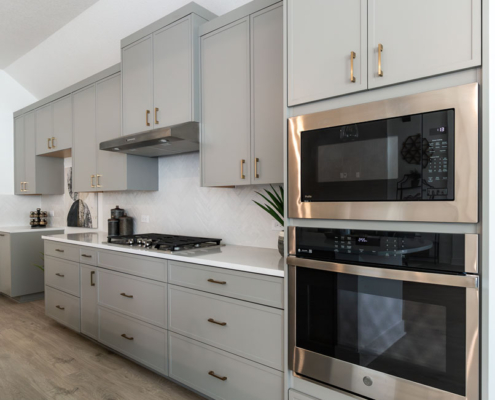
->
[293,227,467,273]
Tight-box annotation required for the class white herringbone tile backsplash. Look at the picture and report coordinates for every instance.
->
[0,194,41,227]
[42,154,283,249]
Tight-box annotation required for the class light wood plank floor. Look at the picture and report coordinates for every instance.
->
[0,295,204,400]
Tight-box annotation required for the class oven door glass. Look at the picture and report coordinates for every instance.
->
[295,267,466,396]
[300,110,454,202]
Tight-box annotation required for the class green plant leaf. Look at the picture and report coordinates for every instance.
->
[270,184,283,204]
[255,191,283,217]
[263,188,283,214]
[254,201,284,226]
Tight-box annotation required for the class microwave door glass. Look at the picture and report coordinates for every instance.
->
[300,110,454,202]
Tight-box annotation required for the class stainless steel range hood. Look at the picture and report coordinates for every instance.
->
[100,122,199,157]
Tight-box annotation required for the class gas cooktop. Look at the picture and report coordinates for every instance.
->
[106,233,223,253]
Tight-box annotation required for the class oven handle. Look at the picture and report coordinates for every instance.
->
[286,256,478,289]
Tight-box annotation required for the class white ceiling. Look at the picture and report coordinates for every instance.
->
[0,0,99,69]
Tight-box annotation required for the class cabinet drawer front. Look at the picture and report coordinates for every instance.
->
[169,261,283,308]
[79,248,97,266]
[98,250,167,282]
[99,269,167,328]
[99,307,167,375]
[45,286,80,332]
[169,286,283,370]
[170,333,283,400]
[45,241,80,262]
[289,390,320,400]
[45,256,80,297]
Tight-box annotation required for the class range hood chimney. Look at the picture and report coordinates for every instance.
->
[100,122,199,157]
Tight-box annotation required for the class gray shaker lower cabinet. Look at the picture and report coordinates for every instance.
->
[43,242,284,400]
[0,230,63,301]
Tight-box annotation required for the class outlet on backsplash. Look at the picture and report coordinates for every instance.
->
[271,221,283,231]
[141,215,150,223]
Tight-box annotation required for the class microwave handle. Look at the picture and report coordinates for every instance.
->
[286,256,478,289]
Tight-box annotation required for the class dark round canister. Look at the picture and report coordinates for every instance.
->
[111,205,125,220]
[108,217,120,237]
[119,214,133,236]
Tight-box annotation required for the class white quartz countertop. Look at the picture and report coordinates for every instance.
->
[0,226,65,234]
[42,232,285,277]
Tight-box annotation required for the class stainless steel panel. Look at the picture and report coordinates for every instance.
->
[288,264,480,400]
[288,83,479,223]
[288,226,296,256]
[286,256,478,288]
[464,234,479,274]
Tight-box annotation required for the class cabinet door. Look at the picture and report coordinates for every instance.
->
[154,16,193,128]
[251,3,283,184]
[288,0,367,106]
[368,0,481,89]
[52,95,73,151]
[72,85,97,193]
[0,233,11,296]
[80,265,98,340]
[35,103,53,155]
[122,35,154,135]
[14,117,25,195]
[201,18,251,186]
[24,112,36,194]
[96,73,127,191]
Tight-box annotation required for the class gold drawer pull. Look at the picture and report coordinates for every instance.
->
[120,293,133,298]
[48,138,52,149]
[254,157,259,178]
[121,334,134,341]
[155,108,159,125]
[55,273,65,277]
[81,254,92,258]
[207,279,226,285]
[52,137,56,149]
[350,51,356,82]
[378,44,384,77]
[90,271,95,287]
[91,175,96,188]
[208,371,227,381]
[56,305,65,310]
[97,174,102,188]
[146,110,151,126]
[55,249,65,253]
[208,318,227,326]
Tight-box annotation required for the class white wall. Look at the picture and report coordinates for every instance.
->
[5,0,251,99]
[0,70,37,194]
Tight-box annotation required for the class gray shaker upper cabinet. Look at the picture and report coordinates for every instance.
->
[121,3,215,136]
[288,0,367,106]
[368,0,481,89]
[35,95,72,156]
[15,112,63,195]
[200,0,284,187]
[201,18,251,187]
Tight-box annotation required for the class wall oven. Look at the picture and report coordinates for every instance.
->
[288,83,478,222]
[288,226,479,400]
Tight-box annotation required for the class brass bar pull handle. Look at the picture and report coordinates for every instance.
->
[56,305,65,310]
[97,175,102,188]
[240,159,245,179]
[254,157,259,178]
[52,137,56,149]
[21,182,25,192]
[55,273,65,277]
[48,138,52,149]
[350,51,356,82]
[208,318,227,326]
[24,182,28,192]
[55,249,65,253]
[146,110,151,126]
[121,334,134,341]
[207,279,226,285]
[120,293,133,298]
[208,371,227,381]
[155,108,159,125]
[378,44,384,77]
[91,175,96,188]
[0,234,5,237]
[90,271,95,287]
[81,254,92,258]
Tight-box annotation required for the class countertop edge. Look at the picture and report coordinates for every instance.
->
[42,235,285,278]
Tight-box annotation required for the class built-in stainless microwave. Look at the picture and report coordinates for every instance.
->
[288,84,479,223]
